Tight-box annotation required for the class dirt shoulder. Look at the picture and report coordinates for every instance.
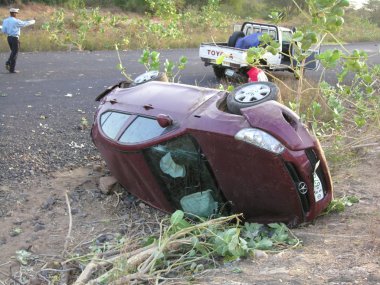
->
[0,143,379,284]
[198,146,380,285]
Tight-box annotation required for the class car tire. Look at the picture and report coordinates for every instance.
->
[227,31,245,47]
[213,65,226,79]
[226,82,279,114]
[131,70,168,86]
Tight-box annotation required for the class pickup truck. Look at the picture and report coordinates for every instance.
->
[199,21,319,80]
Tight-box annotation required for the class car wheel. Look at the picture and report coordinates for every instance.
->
[131,70,168,86]
[227,31,245,47]
[213,65,225,79]
[226,82,279,114]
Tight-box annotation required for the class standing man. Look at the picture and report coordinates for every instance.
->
[1,8,35,73]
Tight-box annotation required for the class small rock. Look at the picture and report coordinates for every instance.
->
[253,249,268,259]
[96,234,114,244]
[93,164,103,172]
[41,197,56,210]
[34,223,45,232]
[368,272,380,282]
[29,278,42,285]
[9,227,22,237]
[0,236,6,246]
[119,227,128,235]
[99,176,118,195]
[71,208,79,215]
[19,243,32,251]
[32,215,40,221]
[13,219,22,225]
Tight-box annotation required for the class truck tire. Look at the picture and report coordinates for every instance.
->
[131,71,168,86]
[228,31,245,47]
[213,65,226,79]
[226,82,279,115]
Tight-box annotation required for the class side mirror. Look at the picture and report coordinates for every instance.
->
[157,114,173,128]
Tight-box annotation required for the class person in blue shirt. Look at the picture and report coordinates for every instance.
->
[1,8,35,73]
[235,32,262,50]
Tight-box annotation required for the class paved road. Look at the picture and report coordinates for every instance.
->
[0,43,379,181]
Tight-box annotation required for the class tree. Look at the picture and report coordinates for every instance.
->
[363,0,380,26]
[263,0,308,18]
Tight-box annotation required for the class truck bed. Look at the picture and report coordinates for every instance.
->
[199,42,249,68]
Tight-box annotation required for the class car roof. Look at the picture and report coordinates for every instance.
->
[110,81,222,121]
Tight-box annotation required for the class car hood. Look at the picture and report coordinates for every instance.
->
[106,81,222,122]
[241,101,315,150]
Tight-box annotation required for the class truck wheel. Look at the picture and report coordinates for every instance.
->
[131,70,168,86]
[213,66,226,79]
[226,82,279,115]
[293,68,305,80]
[228,31,245,47]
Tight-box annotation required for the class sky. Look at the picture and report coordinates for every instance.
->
[350,0,368,8]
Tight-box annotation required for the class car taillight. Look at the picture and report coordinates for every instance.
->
[234,128,285,154]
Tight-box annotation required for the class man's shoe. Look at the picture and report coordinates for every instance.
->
[5,64,10,71]
[10,70,20,74]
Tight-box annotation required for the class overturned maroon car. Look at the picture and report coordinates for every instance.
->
[91,71,333,226]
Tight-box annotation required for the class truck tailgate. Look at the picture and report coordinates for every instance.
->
[199,43,248,68]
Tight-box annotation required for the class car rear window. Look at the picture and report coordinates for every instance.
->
[100,111,130,139]
[119,116,166,144]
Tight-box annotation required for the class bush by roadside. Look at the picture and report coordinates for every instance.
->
[1,3,380,53]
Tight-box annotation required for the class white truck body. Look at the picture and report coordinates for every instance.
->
[199,22,319,80]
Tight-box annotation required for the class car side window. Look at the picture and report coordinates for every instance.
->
[119,116,166,144]
[143,135,227,215]
[100,111,130,140]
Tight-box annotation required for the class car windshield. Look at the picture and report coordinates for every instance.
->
[119,116,166,144]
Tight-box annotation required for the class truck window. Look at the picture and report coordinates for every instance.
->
[282,31,292,43]
[269,30,277,40]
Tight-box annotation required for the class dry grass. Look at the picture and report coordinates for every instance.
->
[2,4,379,53]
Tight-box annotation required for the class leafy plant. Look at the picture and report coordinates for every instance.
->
[323,196,360,214]
[80,117,89,130]
[245,0,380,158]
[16,250,32,265]
[70,211,300,284]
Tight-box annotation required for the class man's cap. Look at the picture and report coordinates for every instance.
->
[10,8,20,13]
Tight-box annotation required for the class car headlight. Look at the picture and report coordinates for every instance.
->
[235,128,285,154]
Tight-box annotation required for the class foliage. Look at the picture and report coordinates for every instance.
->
[239,0,380,154]
[136,49,188,82]
[361,0,380,27]
[42,7,108,50]
[16,250,32,265]
[323,196,359,214]
[70,211,300,284]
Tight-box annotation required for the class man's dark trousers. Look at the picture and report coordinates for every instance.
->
[6,36,20,72]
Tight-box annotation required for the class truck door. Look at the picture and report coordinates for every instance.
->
[261,27,282,66]
[242,23,281,66]
[303,47,320,70]
[290,45,321,71]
